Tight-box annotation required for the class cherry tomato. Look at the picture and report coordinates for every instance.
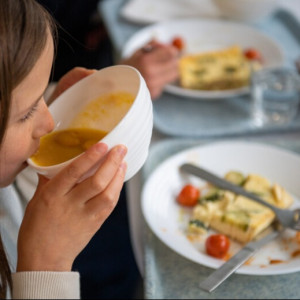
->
[205,234,230,259]
[176,184,200,207]
[171,36,185,51]
[244,48,262,62]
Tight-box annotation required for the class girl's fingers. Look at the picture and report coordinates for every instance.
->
[37,174,49,186]
[68,145,127,202]
[46,143,109,196]
[84,162,127,221]
[30,174,50,200]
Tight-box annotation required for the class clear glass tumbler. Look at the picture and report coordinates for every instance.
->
[251,67,300,127]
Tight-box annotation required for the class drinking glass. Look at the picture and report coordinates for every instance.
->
[251,67,300,127]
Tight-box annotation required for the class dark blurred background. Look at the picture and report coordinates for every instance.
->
[37,0,114,81]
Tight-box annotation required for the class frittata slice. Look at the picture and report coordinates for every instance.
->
[179,45,254,91]
[189,171,293,243]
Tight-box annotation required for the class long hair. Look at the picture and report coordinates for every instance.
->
[0,0,56,297]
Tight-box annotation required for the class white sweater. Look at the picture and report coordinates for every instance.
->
[0,183,80,299]
[12,272,79,299]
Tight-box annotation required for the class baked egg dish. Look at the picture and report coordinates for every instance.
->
[178,45,261,91]
[188,171,293,243]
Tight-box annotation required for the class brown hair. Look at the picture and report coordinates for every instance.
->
[0,0,56,297]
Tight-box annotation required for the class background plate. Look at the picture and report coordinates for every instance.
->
[141,141,300,275]
[122,18,284,99]
[120,0,221,25]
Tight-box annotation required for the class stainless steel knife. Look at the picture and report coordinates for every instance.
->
[180,163,293,224]
[199,229,280,292]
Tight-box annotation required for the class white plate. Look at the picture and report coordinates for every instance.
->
[122,19,284,100]
[121,0,221,25]
[141,141,300,275]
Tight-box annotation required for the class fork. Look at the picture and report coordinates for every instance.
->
[180,163,300,231]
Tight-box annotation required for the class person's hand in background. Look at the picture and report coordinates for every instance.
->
[120,40,180,100]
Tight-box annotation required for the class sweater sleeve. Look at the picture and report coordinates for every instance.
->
[11,271,80,299]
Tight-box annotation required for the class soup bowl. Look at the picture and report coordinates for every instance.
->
[27,65,153,182]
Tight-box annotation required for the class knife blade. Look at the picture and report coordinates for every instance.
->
[180,163,280,213]
[199,229,280,292]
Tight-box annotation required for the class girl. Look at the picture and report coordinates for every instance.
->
[0,0,127,298]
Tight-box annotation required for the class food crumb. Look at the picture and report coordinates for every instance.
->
[291,249,300,258]
[223,252,232,261]
[244,257,254,265]
[295,232,300,244]
[269,259,284,264]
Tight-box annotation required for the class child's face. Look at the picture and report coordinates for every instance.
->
[0,32,55,187]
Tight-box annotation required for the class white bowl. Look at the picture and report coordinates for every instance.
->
[27,65,153,182]
[212,0,280,22]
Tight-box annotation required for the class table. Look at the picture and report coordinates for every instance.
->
[98,0,300,298]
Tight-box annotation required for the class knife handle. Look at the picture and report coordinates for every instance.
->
[199,248,254,292]
[199,230,279,292]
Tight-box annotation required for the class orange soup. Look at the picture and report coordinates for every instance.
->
[31,128,107,166]
[31,91,134,167]
[69,91,135,132]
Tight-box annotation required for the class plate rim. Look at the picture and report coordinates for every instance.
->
[141,140,300,275]
[120,0,222,25]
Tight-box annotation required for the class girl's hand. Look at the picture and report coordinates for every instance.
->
[120,40,180,100]
[48,67,96,104]
[16,143,127,272]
